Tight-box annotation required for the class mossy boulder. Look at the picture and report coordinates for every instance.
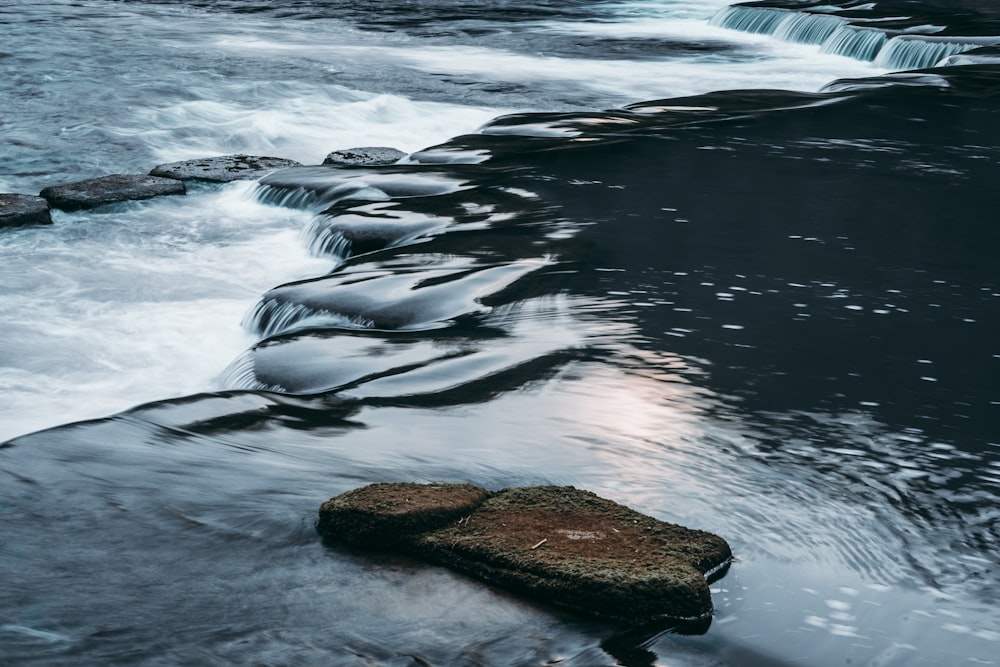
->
[318,483,731,623]
[318,482,491,547]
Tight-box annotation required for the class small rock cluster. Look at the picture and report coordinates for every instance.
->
[1,147,405,230]
[318,483,732,623]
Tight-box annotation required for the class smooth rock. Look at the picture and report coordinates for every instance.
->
[150,154,302,182]
[318,483,731,623]
[0,193,52,228]
[40,174,185,211]
[322,146,407,166]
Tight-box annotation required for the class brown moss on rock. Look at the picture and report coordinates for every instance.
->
[317,482,491,547]
[317,483,731,623]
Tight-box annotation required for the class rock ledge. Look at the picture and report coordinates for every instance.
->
[318,483,731,623]
[323,146,407,166]
[40,174,185,211]
[0,194,52,228]
[150,154,302,182]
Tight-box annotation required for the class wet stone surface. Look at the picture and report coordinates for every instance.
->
[150,154,302,182]
[323,146,407,166]
[39,174,186,211]
[318,483,732,623]
[0,193,52,228]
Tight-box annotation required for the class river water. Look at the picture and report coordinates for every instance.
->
[1,1,998,665]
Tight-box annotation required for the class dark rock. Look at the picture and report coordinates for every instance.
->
[322,146,407,167]
[40,174,185,211]
[150,154,302,183]
[318,483,731,623]
[0,193,52,228]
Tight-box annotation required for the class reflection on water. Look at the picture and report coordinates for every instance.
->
[2,2,1000,666]
[3,333,996,664]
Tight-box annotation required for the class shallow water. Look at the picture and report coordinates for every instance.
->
[2,1,999,665]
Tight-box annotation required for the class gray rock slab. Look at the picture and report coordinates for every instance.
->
[150,154,302,183]
[40,174,186,211]
[0,193,53,228]
[323,146,407,166]
[318,483,732,623]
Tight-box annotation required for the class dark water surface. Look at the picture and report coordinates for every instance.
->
[2,1,998,665]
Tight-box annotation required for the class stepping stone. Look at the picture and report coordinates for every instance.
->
[40,174,185,211]
[150,154,301,182]
[0,193,52,228]
[323,146,407,166]
[318,483,731,623]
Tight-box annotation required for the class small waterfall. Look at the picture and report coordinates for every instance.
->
[243,298,373,338]
[254,183,324,211]
[304,217,354,260]
[709,5,789,35]
[303,206,451,262]
[713,2,1000,71]
[774,12,848,46]
[874,36,1000,70]
[310,229,353,260]
[711,5,891,61]
[820,25,889,62]
[219,351,284,392]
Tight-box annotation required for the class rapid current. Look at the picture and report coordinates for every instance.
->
[1,1,998,665]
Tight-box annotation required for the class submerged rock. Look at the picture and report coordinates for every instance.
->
[322,146,407,166]
[39,174,185,211]
[150,154,302,182]
[0,193,52,228]
[318,483,731,623]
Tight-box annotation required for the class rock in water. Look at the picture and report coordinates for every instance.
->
[322,146,407,166]
[150,154,302,182]
[318,483,731,623]
[0,193,52,228]
[40,174,185,211]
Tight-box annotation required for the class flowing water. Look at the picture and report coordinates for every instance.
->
[1,1,998,665]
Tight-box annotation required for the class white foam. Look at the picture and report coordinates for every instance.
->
[538,17,756,40]
[204,28,883,106]
[120,91,502,165]
[0,183,331,442]
[596,0,735,22]
[343,42,884,102]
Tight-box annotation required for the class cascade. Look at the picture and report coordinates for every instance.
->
[219,352,282,392]
[254,183,324,211]
[875,35,1000,69]
[307,227,354,260]
[774,12,848,45]
[243,298,371,338]
[714,2,1000,69]
[820,24,889,61]
[709,5,790,35]
[712,5,890,60]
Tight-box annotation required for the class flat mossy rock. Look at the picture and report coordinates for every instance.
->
[150,154,302,182]
[0,193,52,228]
[318,483,731,623]
[322,146,407,166]
[318,482,491,547]
[40,174,185,211]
